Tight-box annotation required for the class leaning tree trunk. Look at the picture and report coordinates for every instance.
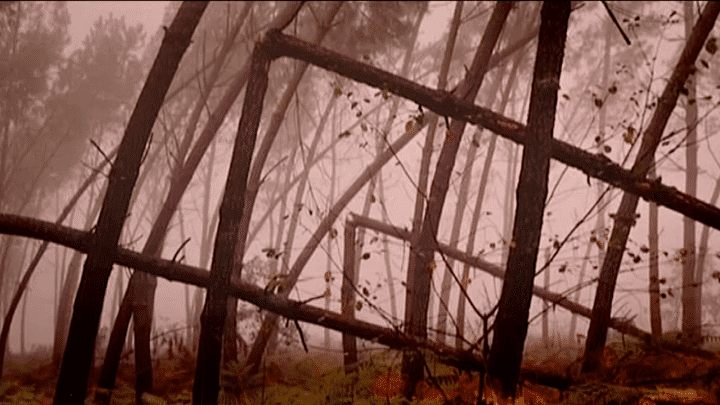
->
[192,40,271,405]
[409,0,462,342]
[134,7,252,399]
[244,103,426,375]
[231,2,342,373]
[267,71,341,331]
[94,4,304,403]
[401,3,512,399]
[569,13,612,343]
[52,177,107,370]
[486,2,569,400]
[53,3,208,403]
[582,1,720,373]
[242,20,539,255]
[0,143,114,376]
[347,1,426,359]
[244,2,536,380]
[440,1,540,344]
[457,49,522,350]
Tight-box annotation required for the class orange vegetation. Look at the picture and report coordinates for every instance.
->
[415,372,479,403]
[372,370,405,399]
[372,370,480,403]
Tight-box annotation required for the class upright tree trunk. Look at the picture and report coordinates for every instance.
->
[240,23,536,367]
[243,15,566,378]
[542,247,551,347]
[502,141,518,268]
[257,85,340,360]
[19,288,27,355]
[569,15,611,343]
[341,221,358,371]
[486,2,569,399]
[325,129,337,347]
[681,0,700,342]
[194,136,219,348]
[347,2,426,355]
[648,162,662,337]
[401,3,512,398]
[582,1,720,373]
[376,176,398,321]
[695,178,720,323]
[456,52,520,350]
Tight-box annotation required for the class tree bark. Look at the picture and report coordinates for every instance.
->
[53,3,208,403]
[457,51,521,351]
[0,212,657,346]
[401,3,512,398]
[648,162,662,337]
[238,20,720,381]
[243,24,540,251]
[409,0,461,344]
[95,4,303,402]
[582,1,720,373]
[681,0,700,342]
[341,221,358,371]
[695,177,720,324]
[136,8,251,401]
[192,38,271,405]
[267,29,720,232]
[0,214,519,377]
[486,2,570,399]
[231,2,342,373]
[244,104,425,374]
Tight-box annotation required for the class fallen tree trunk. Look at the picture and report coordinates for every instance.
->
[1,213,645,341]
[263,29,720,232]
[0,214,479,371]
[347,214,645,339]
[3,214,716,382]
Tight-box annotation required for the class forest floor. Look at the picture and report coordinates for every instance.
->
[2,335,720,404]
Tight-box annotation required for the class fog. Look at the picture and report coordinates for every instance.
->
[2,0,719,372]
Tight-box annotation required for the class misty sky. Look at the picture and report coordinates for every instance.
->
[6,2,717,358]
[65,1,168,54]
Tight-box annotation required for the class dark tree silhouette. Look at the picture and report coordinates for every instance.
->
[53,3,208,403]
[582,1,720,374]
[400,2,512,398]
[486,1,570,399]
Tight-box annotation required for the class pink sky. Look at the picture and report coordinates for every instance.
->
[65,1,168,54]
